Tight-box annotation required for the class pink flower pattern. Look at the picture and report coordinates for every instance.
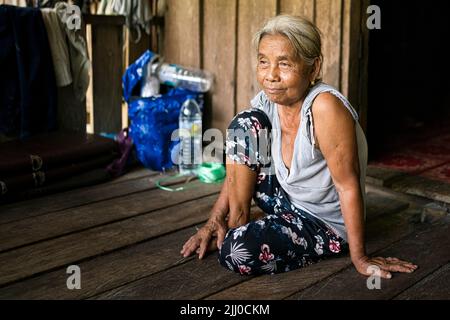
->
[259,244,275,263]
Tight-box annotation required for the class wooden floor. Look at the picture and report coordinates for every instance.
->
[0,166,449,300]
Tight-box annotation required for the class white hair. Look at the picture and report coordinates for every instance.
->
[253,15,323,80]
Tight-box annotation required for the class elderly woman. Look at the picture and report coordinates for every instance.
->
[181,15,418,278]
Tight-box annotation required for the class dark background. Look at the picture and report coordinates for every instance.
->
[368,0,450,158]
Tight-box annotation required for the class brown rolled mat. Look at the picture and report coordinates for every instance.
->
[0,132,118,176]
[0,153,116,199]
[0,168,112,205]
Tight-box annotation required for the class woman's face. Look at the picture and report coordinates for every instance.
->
[256,34,312,108]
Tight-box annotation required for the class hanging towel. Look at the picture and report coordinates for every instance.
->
[40,8,72,87]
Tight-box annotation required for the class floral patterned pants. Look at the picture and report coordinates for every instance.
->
[218,108,347,275]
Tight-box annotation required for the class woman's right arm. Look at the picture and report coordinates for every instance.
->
[180,178,229,259]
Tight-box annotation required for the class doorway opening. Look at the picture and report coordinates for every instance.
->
[367,0,450,187]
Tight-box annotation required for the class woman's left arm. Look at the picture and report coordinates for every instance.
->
[312,93,418,279]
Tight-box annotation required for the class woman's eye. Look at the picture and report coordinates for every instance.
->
[280,62,290,67]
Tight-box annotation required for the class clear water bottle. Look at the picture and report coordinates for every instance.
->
[179,98,203,175]
[156,62,213,93]
[140,61,160,98]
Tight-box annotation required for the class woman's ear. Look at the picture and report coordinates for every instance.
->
[311,57,322,81]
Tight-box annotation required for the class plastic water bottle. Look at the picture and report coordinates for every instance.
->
[179,98,202,175]
[140,60,160,97]
[156,62,213,93]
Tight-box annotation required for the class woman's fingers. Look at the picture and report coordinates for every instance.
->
[216,227,226,250]
[373,257,418,274]
[198,231,213,259]
[181,235,200,257]
[181,235,195,253]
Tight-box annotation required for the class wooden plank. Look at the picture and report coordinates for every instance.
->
[92,252,248,300]
[391,175,450,205]
[340,0,361,108]
[366,165,406,187]
[204,207,422,299]
[236,0,277,113]
[0,191,222,287]
[0,206,259,299]
[365,191,409,220]
[288,223,450,300]
[315,0,342,89]
[163,0,201,67]
[0,171,159,225]
[279,0,315,21]
[0,179,221,253]
[358,0,370,132]
[0,225,200,299]
[203,0,237,134]
[84,14,126,26]
[394,263,450,300]
[90,20,124,133]
[109,167,158,184]
[94,195,416,300]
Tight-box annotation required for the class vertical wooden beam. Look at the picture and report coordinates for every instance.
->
[279,0,315,21]
[164,0,201,67]
[236,0,277,113]
[203,0,237,134]
[359,0,370,133]
[341,0,361,107]
[316,0,343,90]
[89,15,124,134]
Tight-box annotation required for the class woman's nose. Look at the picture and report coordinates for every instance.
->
[266,65,280,82]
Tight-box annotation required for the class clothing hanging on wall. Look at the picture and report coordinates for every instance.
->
[97,0,152,42]
[0,4,57,139]
[41,2,91,101]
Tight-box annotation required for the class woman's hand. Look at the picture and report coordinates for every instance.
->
[353,256,418,279]
[180,213,228,259]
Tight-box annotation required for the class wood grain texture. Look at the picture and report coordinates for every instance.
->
[391,175,450,205]
[289,223,450,300]
[236,0,277,113]
[92,253,250,299]
[315,0,342,89]
[279,0,315,21]
[163,0,201,67]
[0,171,158,225]
[90,21,124,133]
[203,0,237,134]
[0,224,200,299]
[358,0,370,132]
[0,179,221,253]
[0,206,259,299]
[340,0,361,108]
[394,263,450,300]
[0,192,221,287]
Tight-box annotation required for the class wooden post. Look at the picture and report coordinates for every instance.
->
[85,14,125,134]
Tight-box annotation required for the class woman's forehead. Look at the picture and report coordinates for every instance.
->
[258,34,297,58]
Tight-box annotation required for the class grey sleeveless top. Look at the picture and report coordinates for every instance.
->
[251,82,368,241]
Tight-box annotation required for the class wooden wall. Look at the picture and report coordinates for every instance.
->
[163,0,369,134]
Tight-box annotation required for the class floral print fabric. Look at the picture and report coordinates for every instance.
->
[219,108,347,275]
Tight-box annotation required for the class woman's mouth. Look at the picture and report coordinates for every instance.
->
[265,88,285,94]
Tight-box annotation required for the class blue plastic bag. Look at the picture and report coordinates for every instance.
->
[123,50,203,171]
